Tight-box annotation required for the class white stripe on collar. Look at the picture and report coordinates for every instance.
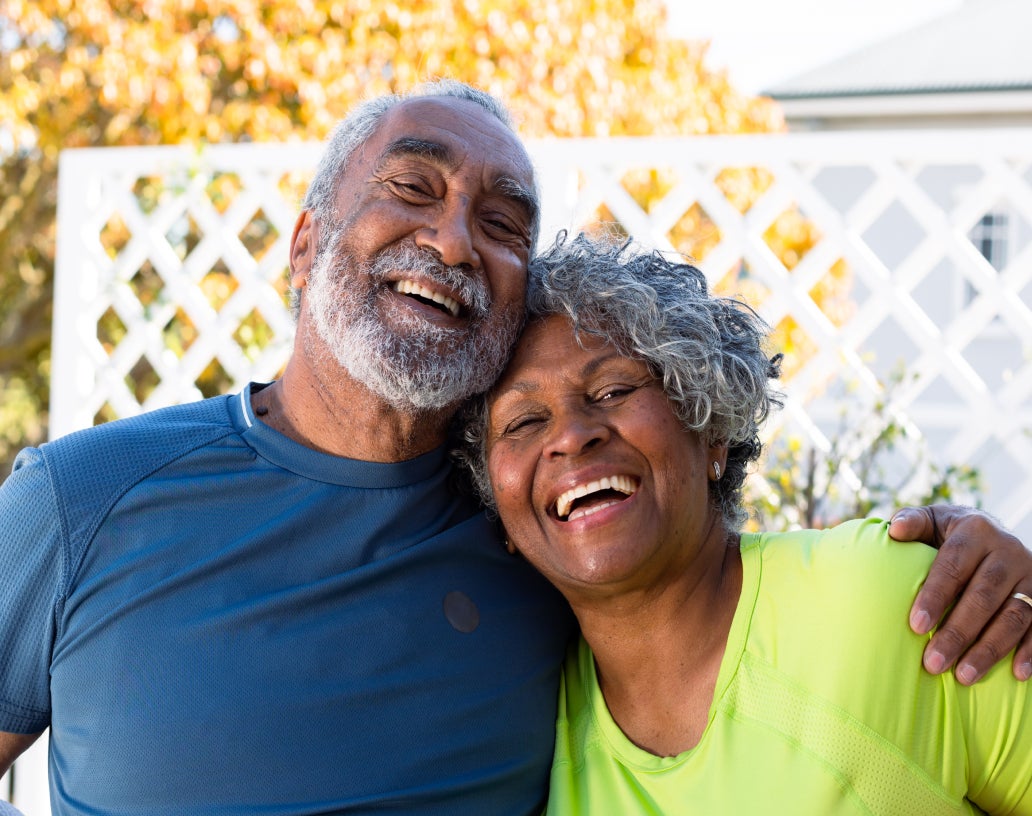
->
[239,387,253,429]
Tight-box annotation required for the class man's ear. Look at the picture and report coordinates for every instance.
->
[289,211,317,290]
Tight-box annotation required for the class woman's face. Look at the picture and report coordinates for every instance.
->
[485,314,726,598]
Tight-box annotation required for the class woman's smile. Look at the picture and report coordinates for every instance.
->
[553,474,639,522]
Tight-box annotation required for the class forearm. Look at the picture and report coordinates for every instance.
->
[0,730,42,776]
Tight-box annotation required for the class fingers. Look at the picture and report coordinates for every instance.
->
[921,550,1013,679]
[941,590,1032,684]
[908,519,984,637]
[889,506,941,547]
[895,505,1032,683]
[1014,622,1032,681]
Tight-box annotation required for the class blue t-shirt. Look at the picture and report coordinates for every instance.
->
[0,385,574,815]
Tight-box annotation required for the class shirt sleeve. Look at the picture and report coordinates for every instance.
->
[0,447,63,733]
[962,647,1032,814]
[839,519,1032,815]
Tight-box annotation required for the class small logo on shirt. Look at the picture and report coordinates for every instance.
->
[443,590,480,633]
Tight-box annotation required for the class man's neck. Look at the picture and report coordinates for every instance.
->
[253,355,453,463]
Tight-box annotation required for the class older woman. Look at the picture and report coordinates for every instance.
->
[458,234,1032,814]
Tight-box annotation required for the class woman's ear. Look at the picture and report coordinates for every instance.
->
[289,210,317,290]
[497,522,518,555]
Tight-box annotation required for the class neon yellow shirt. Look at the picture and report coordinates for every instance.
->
[547,519,1032,815]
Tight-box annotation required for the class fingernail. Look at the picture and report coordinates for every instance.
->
[891,508,914,524]
[1018,661,1032,681]
[911,608,932,634]
[957,663,978,685]
[925,649,946,674]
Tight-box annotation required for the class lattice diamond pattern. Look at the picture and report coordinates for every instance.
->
[54,133,1032,538]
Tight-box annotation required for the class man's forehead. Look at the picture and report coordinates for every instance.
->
[374,96,534,179]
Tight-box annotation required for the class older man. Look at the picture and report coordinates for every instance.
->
[1,80,1029,814]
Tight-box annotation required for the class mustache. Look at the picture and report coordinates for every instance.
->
[367,244,492,320]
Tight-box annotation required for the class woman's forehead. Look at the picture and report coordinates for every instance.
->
[494,315,637,393]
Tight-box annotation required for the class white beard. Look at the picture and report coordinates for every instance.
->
[304,232,522,412]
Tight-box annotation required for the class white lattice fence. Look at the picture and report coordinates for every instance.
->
[51,130,1032,541]
[532,131,1032,535]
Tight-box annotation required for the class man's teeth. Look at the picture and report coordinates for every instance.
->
[392,280,460,317]
[555,475,637,520]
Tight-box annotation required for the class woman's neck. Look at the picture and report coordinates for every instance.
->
[571,535,743,757]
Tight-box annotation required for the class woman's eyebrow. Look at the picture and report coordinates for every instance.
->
[493,352,628,399]
[491,380,541,408]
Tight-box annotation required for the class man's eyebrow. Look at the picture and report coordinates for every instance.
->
[494,175,539,226]
[379,136,538,225]
[379,137,453,165]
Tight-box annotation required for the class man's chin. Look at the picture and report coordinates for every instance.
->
[331,347,492,413]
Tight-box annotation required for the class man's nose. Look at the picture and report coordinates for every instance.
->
[414,199,481,270]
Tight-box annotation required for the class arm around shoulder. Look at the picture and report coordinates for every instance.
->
[890,505,1032,683]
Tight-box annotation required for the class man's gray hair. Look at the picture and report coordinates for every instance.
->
[456,231,783,531]
[301,79,536,236]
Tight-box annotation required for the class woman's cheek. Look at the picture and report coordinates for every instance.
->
[489,446,535,514]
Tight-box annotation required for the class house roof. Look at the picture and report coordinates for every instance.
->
[765,0,1032,100]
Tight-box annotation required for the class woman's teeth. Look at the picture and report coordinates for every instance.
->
[555,475,637,520]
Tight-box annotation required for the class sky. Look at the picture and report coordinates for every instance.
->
[664,0,965,94]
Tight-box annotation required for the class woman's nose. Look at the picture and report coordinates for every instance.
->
[544,409,610,459]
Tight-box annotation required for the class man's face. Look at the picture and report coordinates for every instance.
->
[297,96,538,411]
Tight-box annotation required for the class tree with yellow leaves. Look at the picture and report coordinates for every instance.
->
[0,0,785,474]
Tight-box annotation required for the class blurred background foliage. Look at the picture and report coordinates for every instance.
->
[0,0,979,526]
[747,367,984,531]
[0,0,784,473]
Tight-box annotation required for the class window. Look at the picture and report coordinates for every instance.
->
[961,210,1013,331]
[970,211,1010,271]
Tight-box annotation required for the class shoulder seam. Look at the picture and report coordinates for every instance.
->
[37,398,240,641]
[46,425,239,602]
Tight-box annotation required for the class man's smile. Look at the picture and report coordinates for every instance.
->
[391,279,462,318]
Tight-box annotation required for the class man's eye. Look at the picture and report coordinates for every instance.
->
[482,213,529,243]
[389,179,434,199]
[487,219,514,234]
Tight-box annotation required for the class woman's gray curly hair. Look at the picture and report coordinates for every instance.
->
[456,231,782,532]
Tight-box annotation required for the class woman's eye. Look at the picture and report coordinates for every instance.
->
[595,385,635,403]
[501,415,544,435]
